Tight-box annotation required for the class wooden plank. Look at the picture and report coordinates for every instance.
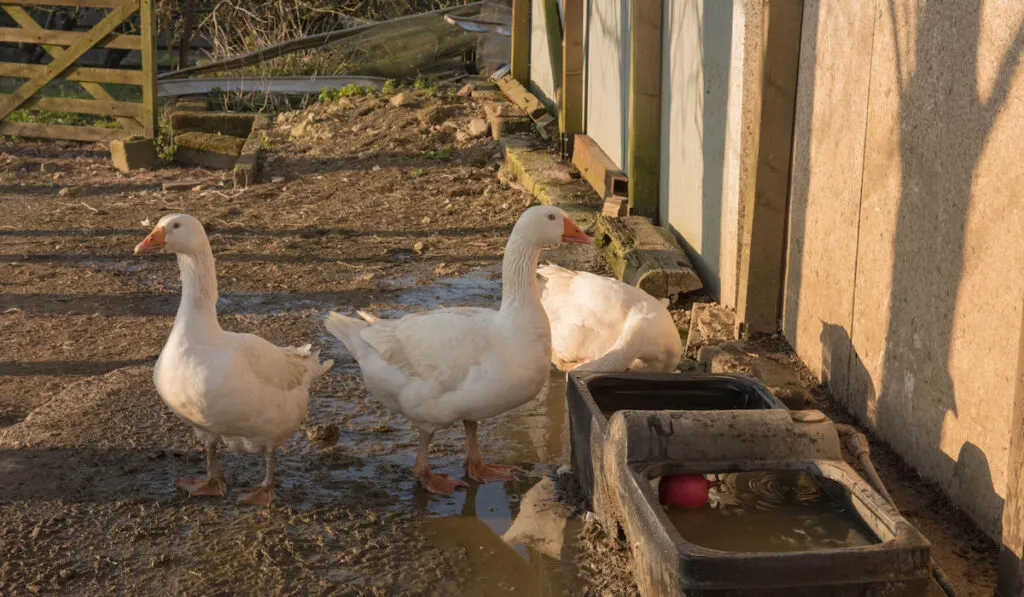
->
[139,0,156,137]
[735,0,805,335]
[159,2,485,80]
[8,95,143,118]
[0,0,126,7]
[0,120,124,142]
[998,310,1024,596]
[0,62,143,85]
[542,0,562,92]
[559,0,584,137]
[0,27,141,51]
[2,4,142,134]
[510,0,530,84]
[626,0,663,222]
[0,0,140,121]
[573,133,628,200]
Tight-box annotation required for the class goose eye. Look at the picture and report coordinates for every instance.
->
[547,214,556,221]
[172,222,181,230]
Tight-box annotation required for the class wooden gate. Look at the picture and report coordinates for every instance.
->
[0,0,156,142]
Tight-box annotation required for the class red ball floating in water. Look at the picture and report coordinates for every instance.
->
[659,474,711,509]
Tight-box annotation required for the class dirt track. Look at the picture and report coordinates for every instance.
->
[0,90,611,596]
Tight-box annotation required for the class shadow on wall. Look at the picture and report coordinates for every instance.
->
[659,0,733,299]
[788,0,1023,542]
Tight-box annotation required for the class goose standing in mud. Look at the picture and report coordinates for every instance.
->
[324,206,592,495]
[135,214,333,506]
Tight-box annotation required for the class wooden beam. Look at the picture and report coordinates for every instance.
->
[559,0,584,137]
[510,0,530,84]
[7,95,143,118]
[626,0,663,222]
[139,0,156,138]
[0,121,124,143]
[735,0,805,335]
[0,27,141,51]
[1,3,143,134]
[998,308,1024,597]
[573,133,628,200]
[0,62,143,85]
[542,0,562,94]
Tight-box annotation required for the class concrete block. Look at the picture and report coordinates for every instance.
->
[485,102,532,140]
[174,132,246,170]
[233,115,268,187]
[170,111,256,138]
[595,216,704,299]
[109,137,157,173]
[684,302,736,358]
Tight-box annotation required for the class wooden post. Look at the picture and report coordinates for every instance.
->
[560,0,584,137]
[510,0,530,85]
[140,0,158,139]
[178,0,196,69]
[626,0,663,222]
[997,309,1024,597]
[734,0,804,335]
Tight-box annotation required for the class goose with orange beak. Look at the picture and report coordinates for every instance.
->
[325,205,591,495]
[135,214,333,506]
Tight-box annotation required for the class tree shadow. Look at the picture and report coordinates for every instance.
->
[787,2,1023,589]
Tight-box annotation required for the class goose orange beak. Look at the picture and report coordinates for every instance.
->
[561,217,592,245]
[134,226,166,255]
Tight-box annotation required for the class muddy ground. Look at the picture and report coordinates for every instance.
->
[0,89,607,596]
[0,84,1000,597]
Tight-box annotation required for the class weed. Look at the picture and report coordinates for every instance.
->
[422,148,452,160]
[411,167,427,178]
[318,84,375,103]
[381,79,400,95]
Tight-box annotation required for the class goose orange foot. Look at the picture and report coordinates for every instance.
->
[174,476,226,497]
[465,460,514,483]
[238,485,274,507]
[420,472,468,496]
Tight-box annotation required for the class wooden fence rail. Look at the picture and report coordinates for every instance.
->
[0,0,156,142]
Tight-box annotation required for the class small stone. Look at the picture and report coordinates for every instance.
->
[372,165,381,171]
[271,176,285,184]
[389,92,414,107]
[57,188,69,197]
[456,83,475,97]
[357,150,374,160]
[412,241,425,254]
[468,118,490,137]
[307,423,340,443]
[191,185,203,192]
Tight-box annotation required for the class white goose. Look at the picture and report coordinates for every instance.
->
[135,214,333,506]
[324,206,591,495]
[538,263,681,373]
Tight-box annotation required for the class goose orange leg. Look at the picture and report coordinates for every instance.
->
[175,440,227,497]
[413,429,467,496]
[238,448,276,507]
[463,420,514,482]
